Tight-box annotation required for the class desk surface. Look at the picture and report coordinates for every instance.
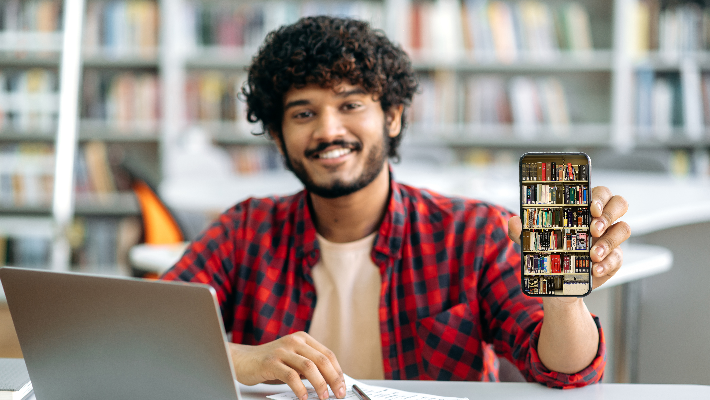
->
[22,379,710,400]
[237,379,710,400]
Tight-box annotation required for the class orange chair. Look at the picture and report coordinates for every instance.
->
[119,154,187,278]
[131,179,184,245]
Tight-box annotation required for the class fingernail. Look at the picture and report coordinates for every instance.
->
[596,265,604,275]
[302,395,309,400]
[596,221,604,232]
[338,387,346,398]
[595,246,604,257]
[322,391,329,400]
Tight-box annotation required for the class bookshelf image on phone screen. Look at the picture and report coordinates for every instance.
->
[519,152,592,297]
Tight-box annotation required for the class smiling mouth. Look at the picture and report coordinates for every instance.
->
[315,148,353,159]
[306,140,362,159]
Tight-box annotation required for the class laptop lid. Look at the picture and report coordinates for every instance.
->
[0,267,241,400]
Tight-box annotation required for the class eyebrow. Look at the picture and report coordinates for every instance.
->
[283,88,369,112]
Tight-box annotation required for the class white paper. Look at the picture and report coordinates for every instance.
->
[266,375,468,400]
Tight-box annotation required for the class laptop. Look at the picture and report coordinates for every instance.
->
[0,267,241,400]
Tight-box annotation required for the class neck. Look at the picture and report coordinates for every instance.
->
[309,163,391,243]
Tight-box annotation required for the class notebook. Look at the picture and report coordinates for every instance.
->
[0,267,241,400]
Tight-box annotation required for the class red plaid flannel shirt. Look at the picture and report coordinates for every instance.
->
[162,176,605,388]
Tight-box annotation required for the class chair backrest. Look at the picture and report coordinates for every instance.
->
[132,179,184,244]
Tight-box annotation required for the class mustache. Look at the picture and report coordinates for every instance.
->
[304,140,362,158]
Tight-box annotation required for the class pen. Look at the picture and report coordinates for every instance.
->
[352,385,372,400]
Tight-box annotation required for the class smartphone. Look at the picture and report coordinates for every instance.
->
[519,152,592,297]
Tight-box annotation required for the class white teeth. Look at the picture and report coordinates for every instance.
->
[318,148,352,159]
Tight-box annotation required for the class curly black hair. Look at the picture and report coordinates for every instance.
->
[242,15,419,160]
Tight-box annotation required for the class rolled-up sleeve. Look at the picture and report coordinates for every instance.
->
[477,206,605,388]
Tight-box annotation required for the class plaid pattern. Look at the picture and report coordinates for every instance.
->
[162,176,605,388]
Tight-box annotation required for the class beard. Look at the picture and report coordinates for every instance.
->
[280,124,390,199]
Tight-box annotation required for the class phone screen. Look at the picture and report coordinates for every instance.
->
[519,152,592,297]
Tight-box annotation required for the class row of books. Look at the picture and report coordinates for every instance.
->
[402,0,593,62]
[0,0,62,53]
[0,215,141,272]
[635,69,683,139]
[0,143,54,207]
[84,0,159,57]
[522,207,591,229]
[522,229,589,252]
[523,184,589,205]
[635,68,710,141]
[411,74,571,134]
[522,162,588,181]
[0,141,131,207]
[72,216,141,273]
[0,235,50,268]
[669,149,710,178]
[630,0,710,56]
[82,70,160,133]
[227,145,284,175]
[0,69,59,133]
[75,141,131,197]
[182,1,383,54]
[524,275,563,295]
[524,254,592,274]
[185,71,248,124]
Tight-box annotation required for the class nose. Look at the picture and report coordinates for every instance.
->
[313,107,346,142]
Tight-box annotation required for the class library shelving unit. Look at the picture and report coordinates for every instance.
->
[156,0,614,188]
[6,0,710,269]
[620,0,710,175]
[0,0,160,271]
[159,0,700,186]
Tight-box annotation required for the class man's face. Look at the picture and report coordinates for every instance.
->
[278,82,400,198]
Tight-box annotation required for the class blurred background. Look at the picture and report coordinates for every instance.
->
[0,0,709,387]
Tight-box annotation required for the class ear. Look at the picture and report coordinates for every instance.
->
[385,104,404,138]
[269,127,285,156]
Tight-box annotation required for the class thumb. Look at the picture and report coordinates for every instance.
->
[507,216,522,245]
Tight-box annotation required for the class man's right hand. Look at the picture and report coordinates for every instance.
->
[229,331,346,400]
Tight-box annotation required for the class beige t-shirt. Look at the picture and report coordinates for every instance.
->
[308,232,385,380]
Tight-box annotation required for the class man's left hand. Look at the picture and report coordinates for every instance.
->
[507,186,630,290]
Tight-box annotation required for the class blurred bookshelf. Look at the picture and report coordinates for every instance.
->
[4,0,710,271]
[0,0,158,272]
[624,0,710,177]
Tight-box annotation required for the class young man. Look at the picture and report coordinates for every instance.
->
[162,16,630,398]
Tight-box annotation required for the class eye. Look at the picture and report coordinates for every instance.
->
[343,102,361,111]
[293,110,313,119]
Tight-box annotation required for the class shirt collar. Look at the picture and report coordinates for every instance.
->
[295,165,406,263]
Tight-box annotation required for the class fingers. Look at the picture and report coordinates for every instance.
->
[291,347,345,400]
[270,358,311,400]
[302,335,346,398]
[590,220,631,263]
[282,333,345,400]
[590,186,613,218]
[592,247,623,289]
[591,191,628,238]
[508,216,522,245]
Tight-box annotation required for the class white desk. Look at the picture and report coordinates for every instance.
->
[236,379,710,400]
[23,379,710,400]
[159,166,710,236]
